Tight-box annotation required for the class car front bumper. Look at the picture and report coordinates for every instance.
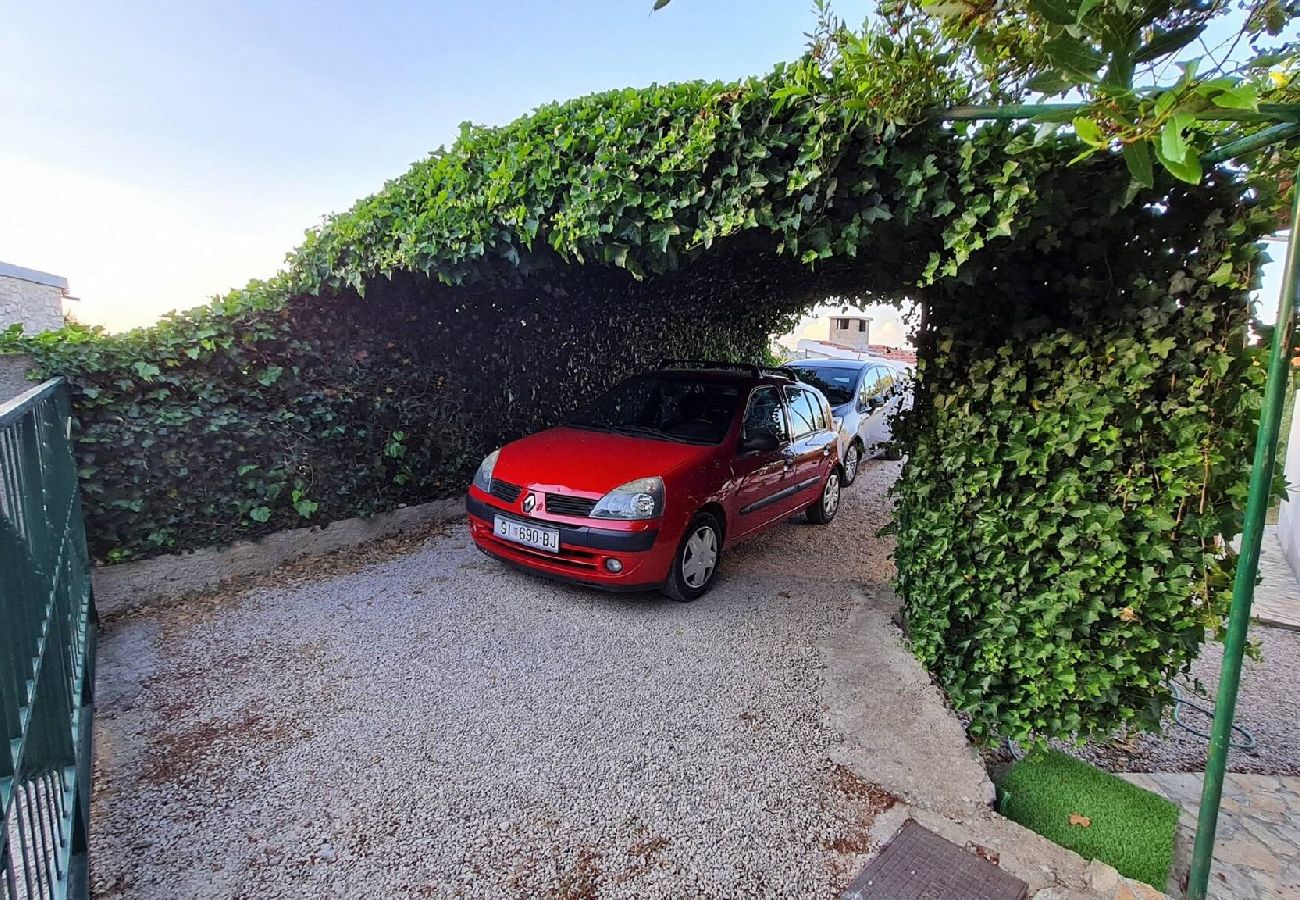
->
[465,491,673,591]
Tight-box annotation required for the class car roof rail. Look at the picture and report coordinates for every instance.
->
[657,358,760,376]
[657,359,802,381]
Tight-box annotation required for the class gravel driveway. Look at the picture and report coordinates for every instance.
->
[91,460,903,899]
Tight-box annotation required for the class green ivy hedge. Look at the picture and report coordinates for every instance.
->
[1,61,1277,742]
[892,169,1276,741]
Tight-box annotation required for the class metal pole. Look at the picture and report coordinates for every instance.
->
[939,102,1300,123]
[1186,176,1300,900]
[1204,123,1300,165]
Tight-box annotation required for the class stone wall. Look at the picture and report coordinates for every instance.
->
[0,272,65,334]
[0,353,38,405]
[92,496,466,617]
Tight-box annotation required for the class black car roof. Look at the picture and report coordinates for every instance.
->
[655,367,802,387]
[790,357,904,371]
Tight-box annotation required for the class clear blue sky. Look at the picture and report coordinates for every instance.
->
[0,1,868,329]
[1,1,1287,330]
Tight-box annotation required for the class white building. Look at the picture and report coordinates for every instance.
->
[0,262,67,334]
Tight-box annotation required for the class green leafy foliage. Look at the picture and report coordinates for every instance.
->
[892,164,1278,742]
[879,0,1297,186]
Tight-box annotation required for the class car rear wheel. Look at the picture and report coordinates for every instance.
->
[805,467,841,525]
[842,441,863,486]
[662,512,722,603]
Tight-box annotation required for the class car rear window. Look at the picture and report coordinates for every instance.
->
[789,367,856,406]
[569,375,742,444]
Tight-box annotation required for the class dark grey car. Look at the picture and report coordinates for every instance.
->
[787,358,911,486]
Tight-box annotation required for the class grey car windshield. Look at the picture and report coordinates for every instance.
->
[789,367,857,406]
[569,375,742,444]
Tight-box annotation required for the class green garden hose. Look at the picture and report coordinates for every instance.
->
[1170,681,1257,752]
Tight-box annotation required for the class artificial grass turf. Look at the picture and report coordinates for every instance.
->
[998,748,1178,889]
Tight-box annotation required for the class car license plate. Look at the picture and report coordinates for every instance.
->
[494,515,560,554]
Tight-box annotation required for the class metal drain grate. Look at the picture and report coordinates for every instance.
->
[842,821,1029,900]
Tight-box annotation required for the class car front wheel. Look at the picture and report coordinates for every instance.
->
[805,467,841,525]
[662,512,722,603]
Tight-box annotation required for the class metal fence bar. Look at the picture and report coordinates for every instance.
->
[0,378,96,900]
[1187,183,1300,899]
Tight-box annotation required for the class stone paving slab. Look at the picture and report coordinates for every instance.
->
[1120,772,1300,899]
[1255,527,1300,631]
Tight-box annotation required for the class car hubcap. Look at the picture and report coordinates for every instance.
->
[845,446,860,480]
[823,474,840,517]
[681,526,718,588]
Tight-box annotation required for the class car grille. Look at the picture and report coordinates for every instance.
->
[490,479,522,503]
[545,493,597,517]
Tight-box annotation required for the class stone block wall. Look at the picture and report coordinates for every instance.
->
[0,272,65,335]
[0,353,38,405]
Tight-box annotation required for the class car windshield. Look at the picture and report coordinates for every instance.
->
[569,375,742,444]
[788,367,857,405]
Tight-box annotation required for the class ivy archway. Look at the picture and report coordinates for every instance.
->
[7,67,1274,743]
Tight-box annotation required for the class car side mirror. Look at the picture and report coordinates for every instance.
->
[740,432,780,453]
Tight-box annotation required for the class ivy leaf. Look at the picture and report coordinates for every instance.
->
[1159,119,1188,164]
[1026,71,1075,95]
[1208,261,1235,285]
[1154,139,1202,184]
[1122,141,1155,188]
[1133,24,1204,64]
[1208,83,1258,111]
[1072,116,1106,147]
[924,0,972,16]
[1075,0,1101,22]
[249,506,272,523]
[1043,36,1105,81]
[1029,0,1078,26]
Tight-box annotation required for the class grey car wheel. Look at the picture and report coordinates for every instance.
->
[806,468,841,525]
[842,442,862,486]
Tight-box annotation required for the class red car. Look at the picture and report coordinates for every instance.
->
[465,361,843,601]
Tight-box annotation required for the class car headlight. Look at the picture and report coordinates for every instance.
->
[472,449,500,493]
[591,476,664,520]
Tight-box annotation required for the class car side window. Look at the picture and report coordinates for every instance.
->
[876,366,895,395]
[858,367,882,405]
[812,390,832,430]
[742,386,788,445]
[784,386,819,439]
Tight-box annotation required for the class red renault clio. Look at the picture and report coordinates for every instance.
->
[465,361,843,601]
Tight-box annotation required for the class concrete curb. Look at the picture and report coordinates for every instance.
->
[92,497,466,617]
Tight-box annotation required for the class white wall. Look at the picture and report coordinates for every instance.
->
[1278,391,1300,580]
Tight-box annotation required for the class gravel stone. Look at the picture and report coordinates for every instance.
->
[91,460,904,898]
[1068,624,1300,776]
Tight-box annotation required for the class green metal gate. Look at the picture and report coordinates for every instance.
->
[0,378,95,900]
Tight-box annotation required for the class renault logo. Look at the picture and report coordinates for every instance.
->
[522,492,537,513]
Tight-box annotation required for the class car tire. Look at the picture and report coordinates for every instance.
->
[805,466,842,525]
[842,441,863,486]
[661,512,723,603]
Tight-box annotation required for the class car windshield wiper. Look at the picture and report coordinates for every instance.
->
[608,424,695,443]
